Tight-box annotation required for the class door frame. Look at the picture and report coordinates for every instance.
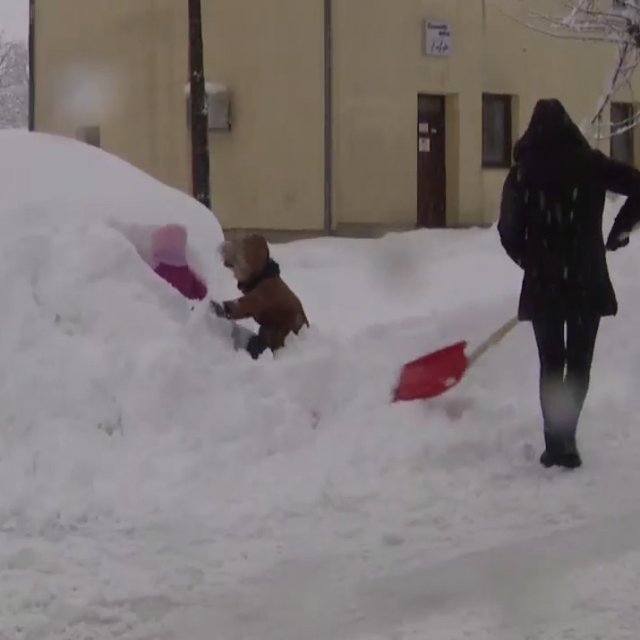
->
[416,93,447,228]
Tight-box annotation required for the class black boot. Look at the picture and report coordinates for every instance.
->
[539,431,582,469]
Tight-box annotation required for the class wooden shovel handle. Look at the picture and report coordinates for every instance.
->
[467,316,519,368]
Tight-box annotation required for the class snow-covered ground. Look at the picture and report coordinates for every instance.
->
[0,130,640,639]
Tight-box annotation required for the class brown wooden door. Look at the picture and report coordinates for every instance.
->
[417,94,446,227]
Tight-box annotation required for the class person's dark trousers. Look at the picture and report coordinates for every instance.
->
[246,333,269,360]
[531,314,600,468]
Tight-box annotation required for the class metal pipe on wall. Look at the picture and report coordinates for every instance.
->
[323,0,333,235]
[28,0,35,131]
[188,0,211,209]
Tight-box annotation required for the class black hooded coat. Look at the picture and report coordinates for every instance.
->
[498,98,640,321]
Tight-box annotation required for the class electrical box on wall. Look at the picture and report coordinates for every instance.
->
[184,81,232,132]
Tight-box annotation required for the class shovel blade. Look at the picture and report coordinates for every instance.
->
[393,340,469,402]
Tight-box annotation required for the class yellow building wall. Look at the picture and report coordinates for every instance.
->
[333,0,640,227]
[34,0,325,231]
[333,0,482,227]
[35,0,159,178]
[33,0,640,231]
[479,0,618,223]
[199,0,324,230]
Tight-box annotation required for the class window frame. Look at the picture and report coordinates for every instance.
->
[481,93,513,169]
[610,101,635,166]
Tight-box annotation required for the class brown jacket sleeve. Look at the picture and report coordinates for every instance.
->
[222,289,265,320]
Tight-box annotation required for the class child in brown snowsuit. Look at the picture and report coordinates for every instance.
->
[210,234,308,359]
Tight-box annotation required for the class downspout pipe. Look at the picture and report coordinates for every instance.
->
[188,0,211,209]
[28,0,35,131]
[323,0,333,235]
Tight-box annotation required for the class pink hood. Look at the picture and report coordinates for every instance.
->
[151,224,188,267]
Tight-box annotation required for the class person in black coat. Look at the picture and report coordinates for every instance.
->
[498,98,640,469]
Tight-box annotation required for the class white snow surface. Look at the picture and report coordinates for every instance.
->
[1,131,640,638]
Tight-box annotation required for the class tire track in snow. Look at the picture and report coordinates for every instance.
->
[358,508,640,628]
[183,509,640,640]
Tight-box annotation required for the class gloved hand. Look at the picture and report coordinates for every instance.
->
[210,300,228,318]
[605,230,630,252]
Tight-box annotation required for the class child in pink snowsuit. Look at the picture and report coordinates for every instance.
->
[150,224,208,301]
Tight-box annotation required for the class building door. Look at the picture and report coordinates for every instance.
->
[417,94,446,227]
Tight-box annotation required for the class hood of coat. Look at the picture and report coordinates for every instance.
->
[513,98,592,190]
[218,234,278,285]
[150,223,188,267]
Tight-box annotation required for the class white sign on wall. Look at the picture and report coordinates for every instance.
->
[424,21,452,57]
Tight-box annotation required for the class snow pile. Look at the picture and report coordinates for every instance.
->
[0,131,398,533]
[0,131,238,521]
[0,131,225,279]
[2,131,640,638]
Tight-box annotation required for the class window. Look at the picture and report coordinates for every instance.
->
[76,126,101,148]
[611,102,635,165]
[482,94,512,168]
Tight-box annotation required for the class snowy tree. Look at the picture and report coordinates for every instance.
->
[0,34,28,130]
[510,0,640,140]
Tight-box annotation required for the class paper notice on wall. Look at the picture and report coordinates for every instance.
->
[424,21,452,57]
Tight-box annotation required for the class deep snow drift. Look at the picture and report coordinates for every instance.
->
[1,132,640,638]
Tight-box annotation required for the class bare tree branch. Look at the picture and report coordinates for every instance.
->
[502,0,640,139]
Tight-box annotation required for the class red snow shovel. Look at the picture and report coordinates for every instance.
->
[392,316,519,402]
